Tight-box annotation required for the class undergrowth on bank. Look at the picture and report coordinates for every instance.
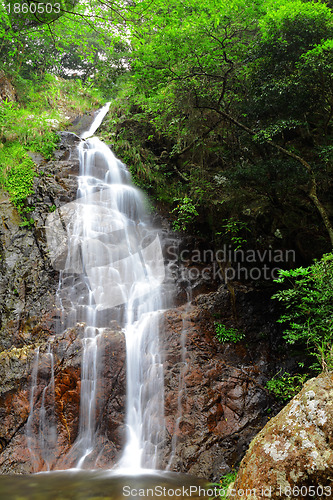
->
[209,471,238,499]
[1,144,35,205]
[266,371,309,402]
[0,73,105,221]
[215,323,245,343]
[171,196,199,232]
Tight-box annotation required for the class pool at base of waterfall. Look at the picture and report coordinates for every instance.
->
[0,471,211,499]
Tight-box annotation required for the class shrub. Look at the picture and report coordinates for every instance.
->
[266,371,308,402]
[215,323,245,343]
[272,253,333,372]
[171,196,198,232]
[0,143,35,206]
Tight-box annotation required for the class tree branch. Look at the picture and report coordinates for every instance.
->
[201,105,333,247]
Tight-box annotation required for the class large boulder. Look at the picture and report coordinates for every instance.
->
[231,373,333,499]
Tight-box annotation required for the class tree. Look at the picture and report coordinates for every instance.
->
[0,0,128,87]
[115,0,333,246]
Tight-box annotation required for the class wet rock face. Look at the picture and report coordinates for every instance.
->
[0,194,59,351]
[0,324,126,474]
[231,374,333,499]
[0,299,277,476]
[0,131,84,352]
[0,126,283,476]
[161,303,274,480]
[0,281,280,475]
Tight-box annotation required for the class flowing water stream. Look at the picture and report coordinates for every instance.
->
[28,104,173,472]
[14,103,215,500]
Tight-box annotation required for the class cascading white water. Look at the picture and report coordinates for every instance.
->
[26,345,57,471]
[27,104,172,472]
[26,347,40,467]
[51,104,169,470]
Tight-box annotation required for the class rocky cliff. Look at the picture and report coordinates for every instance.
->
[0,119,286,478]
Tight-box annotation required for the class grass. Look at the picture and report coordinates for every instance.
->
[0,73,105,222]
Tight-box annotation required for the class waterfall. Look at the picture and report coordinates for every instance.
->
[40,103,170,471]
[26,345,57,471]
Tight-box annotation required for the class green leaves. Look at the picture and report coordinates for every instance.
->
[1,145,36,206]
[253,119,303,143]
[272,253,333,372]
[3,0,79,30]
[0,73,104,227]
[171,196,199,232]
[215,323,245,343]
[216,218,250,250]
[0,0,125,88]
[249,0,333,120]
[266,371,308,401]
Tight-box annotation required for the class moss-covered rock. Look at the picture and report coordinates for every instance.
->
[231,373,333,499]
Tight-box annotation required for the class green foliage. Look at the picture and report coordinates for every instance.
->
[253,119,303,143]
[226,157,308,204]
[0,73,104,219]
[111,136,155,192]
[171,196,199,232]
[0,0,128,93]
[266,371,308,401]
[215,323,245,343]
[209,471,238,499]
[273,253,333,371]
[3,0,78,31]
[1,74,102,163]
[0,143,36,206]
[31,130,59,160]
[2,0,331,248]
[216,219,250,250]
[0,99,16,137]
[19,217,35,228]
[249,0,333,120]
[99,0,333,248]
